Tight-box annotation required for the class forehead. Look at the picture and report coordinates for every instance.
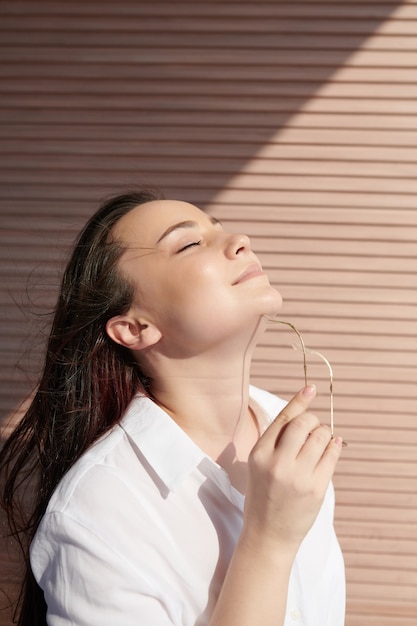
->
[112,199,207,246]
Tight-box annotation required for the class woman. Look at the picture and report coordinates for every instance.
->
[0,189,345,626]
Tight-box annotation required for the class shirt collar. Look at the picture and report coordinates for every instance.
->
[120,395,207,493]
[119,387,286,494]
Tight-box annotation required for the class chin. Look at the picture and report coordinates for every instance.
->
[260,288,283,317]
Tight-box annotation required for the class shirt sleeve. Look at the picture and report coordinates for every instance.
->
[30,511,182,626]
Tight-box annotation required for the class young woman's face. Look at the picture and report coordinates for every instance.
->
[112,200,283,353]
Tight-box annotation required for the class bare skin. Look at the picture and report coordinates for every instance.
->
[106,199,343,626]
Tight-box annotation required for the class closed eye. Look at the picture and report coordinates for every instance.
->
[177,240,202,253]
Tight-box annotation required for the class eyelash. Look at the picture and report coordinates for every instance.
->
[177,240,202,253]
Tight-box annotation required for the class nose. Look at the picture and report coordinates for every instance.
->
[225,232,251,258]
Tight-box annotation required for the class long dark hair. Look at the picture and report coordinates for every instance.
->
[0,188,163,624]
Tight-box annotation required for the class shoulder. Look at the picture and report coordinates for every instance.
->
[45,415,138,518]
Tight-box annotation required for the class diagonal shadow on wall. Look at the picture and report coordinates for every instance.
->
[0,1,405,422]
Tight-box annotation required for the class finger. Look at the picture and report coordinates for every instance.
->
[277,384,317,423]
[258,384,317,450]
[267,384,317,434]
[275,410,321,458]
[297,424,333,464]
[312,435,344,484]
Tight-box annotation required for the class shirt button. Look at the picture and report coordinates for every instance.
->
[290,608,301,620]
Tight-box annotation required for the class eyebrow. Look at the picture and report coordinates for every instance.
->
[155,215,221,244]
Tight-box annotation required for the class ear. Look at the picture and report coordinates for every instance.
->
[106,315,162,351]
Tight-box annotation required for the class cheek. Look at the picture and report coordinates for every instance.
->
[167,283,229,326]
[159,272,233,343]
[168,262,223,303]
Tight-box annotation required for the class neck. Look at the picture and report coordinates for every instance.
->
[145,320,264,469]
[150,346,253,434]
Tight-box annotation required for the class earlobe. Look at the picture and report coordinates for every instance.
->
[106,315,162,351]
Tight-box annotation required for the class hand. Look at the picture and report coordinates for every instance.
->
[242,385,343,555]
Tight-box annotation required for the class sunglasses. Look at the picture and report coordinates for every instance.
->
[266,318,347,447]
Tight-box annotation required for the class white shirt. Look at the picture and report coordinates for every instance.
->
[31,386,345,626]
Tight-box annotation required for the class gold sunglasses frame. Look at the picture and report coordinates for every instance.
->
[266,318,347,447]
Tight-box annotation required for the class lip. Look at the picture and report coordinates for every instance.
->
[233,263,265,285]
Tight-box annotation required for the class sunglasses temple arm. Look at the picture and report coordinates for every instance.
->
[305,348,334,438]
[270,319,308,387]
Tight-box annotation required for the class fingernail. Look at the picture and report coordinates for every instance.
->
[302,384,316,398]
[333,436,344,448]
